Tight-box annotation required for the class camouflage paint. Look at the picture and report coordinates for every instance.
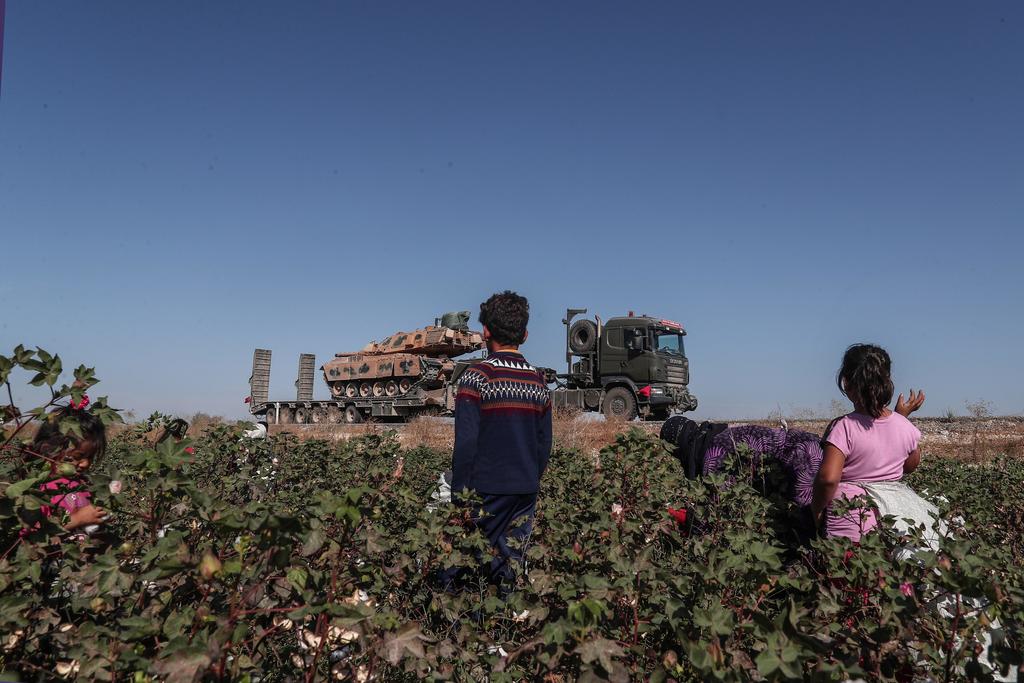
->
[320,317,484,396]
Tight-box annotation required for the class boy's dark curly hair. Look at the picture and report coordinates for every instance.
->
[157,419,190,444]
[31,406,108,462]
[479,291,530,346]
[837,344,894,419]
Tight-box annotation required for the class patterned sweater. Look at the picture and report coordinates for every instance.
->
[452,350,553,495]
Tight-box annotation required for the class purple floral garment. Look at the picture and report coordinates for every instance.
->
[702,425,823,507]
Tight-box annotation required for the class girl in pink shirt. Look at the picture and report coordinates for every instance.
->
[25,407,110,536]
[811,344,925,541]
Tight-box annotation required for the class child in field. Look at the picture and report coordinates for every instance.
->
[448,291,552,592]
[811,344,926,541]
[156,418,190,445]
[27,407,110,535]
[815,346,1019,680]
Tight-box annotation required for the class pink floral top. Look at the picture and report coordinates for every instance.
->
[40,477,92,517]
[19,478,92,537]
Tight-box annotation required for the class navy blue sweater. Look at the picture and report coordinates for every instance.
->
[452,351,553,495]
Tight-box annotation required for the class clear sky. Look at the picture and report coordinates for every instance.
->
[1,2,1021,421]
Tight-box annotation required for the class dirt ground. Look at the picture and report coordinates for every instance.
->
[743,416,1024,461]
[269,414,1024,462]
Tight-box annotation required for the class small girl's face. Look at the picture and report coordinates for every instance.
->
[65,438,100,473]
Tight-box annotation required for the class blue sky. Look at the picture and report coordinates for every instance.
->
[1,2,1021,420]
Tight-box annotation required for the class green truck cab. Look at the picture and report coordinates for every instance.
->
[550,308,698,420]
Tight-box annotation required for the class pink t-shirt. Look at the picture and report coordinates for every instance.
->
[826,412,921,483]
[41,477,92,516]
[824,412,921,541]
[19,477,92,538]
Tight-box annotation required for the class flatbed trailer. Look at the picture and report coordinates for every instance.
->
[256,393,445,425]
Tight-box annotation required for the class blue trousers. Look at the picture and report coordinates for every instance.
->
[440,492,537,592]
[475,492,537,585]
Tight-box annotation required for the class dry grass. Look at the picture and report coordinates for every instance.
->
[744,416,1024,463]
[9,408,1022,463]
[551,409,659,454]
[269,420,398,443]
[259,414,1024,462]
[268,411,654,454]
[399,417,455,452]
[185,413,229,435]
[916,417,1024,462]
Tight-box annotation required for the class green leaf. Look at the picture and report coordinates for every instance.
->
[382,623,428,666]
[301,529,325,557]
[575,637,625,674]
[286,567,308,592]
[756,649,780,676]
[6,477,40,499]
[152,652,212,681]
[0,355,13,384]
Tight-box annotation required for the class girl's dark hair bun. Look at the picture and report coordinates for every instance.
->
[837,344,894,419]
[30,406,108,461]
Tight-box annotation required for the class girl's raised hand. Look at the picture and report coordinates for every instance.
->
[66,504,108,531]
[895,390,926,417]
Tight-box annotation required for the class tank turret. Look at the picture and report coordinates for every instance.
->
[320,312,484,399]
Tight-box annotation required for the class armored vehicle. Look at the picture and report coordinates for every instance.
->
[551,308,698,420]
[321,312,483,400]
[249,312,484,425]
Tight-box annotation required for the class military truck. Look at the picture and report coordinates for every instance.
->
[551,308,698,420]
[248,307,697,425]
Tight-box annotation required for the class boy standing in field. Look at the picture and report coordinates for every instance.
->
[451,291,552,589]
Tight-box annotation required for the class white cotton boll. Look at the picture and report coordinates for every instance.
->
[3,630,24,651]
[56,661,80,677]
[486,645,509,658]
[299,629,323,650]
[327,626,359,644]
[611,503,625,523]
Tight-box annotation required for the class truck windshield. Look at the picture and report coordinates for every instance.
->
[655,332,684,355]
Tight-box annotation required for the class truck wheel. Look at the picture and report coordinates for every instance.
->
[344,383,358,398]
[398,378,412,394]
[569,320,598,353]
[602,387,637,421]
[372,381,385,397]
[385,380,399,397]
[344,405,363,424]
[358,382,371,398]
